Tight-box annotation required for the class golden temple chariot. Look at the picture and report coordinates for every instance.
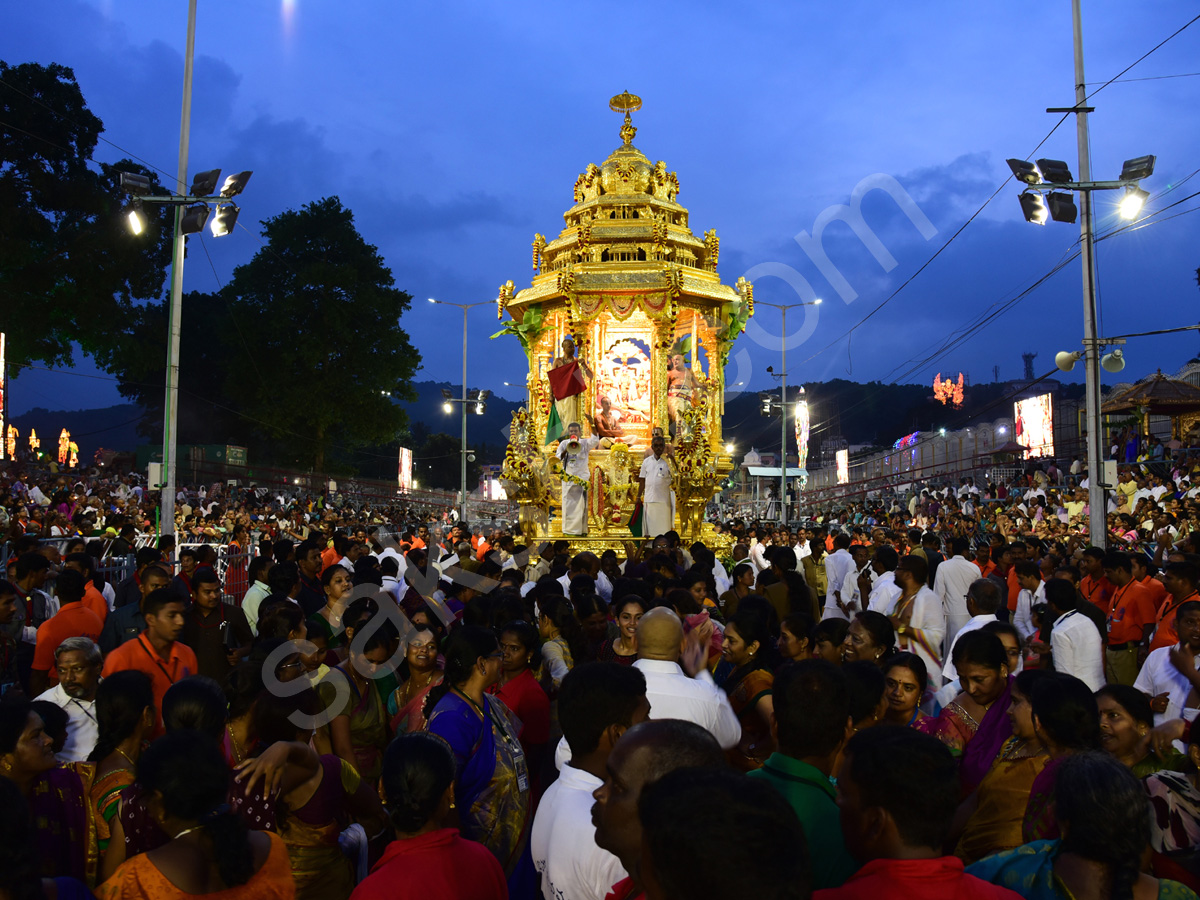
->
[495,93,752,548]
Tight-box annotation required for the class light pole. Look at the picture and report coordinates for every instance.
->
[757,299,821,526]
[429,298,492,524]
[1004,0,1155,548]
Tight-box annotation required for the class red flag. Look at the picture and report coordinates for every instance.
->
[547,360,586,401]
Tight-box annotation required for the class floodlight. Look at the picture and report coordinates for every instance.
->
[1006,159,1041,185]
[190,169,222,197]
[1047,191,1078,224]
[442,402,453,415]
[1101,349,1126,373]
[126,200,146,235]
[1055,350,1082,372]
[759,393,775,416]
[1035,159,1073,184]
[1119,186,1148,220]
[219,171,253,198]
[179,203,210,235]
[1019,192,1048,225]
[1120,155,1155,182]
[120,172,153,196]
[724,442,735,454]
[474,401,486,415]
[441,389,453,400]
[209,204,240,237]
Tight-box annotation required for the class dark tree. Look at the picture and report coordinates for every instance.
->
[0,61,172,369]
[221,197,421,470]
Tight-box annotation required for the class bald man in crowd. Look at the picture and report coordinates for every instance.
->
[632,607,740,750]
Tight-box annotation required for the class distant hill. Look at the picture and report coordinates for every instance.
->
[8,405,144,466]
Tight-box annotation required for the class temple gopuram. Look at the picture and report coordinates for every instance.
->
[495,93,752,550]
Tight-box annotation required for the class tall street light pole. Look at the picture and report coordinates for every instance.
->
[1070,0,1106,549]
[429,298,491,524]
[756,298,821,526]
[159,0,197,539]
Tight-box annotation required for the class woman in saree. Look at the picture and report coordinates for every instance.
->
[89,671,156,882]
[0,698,98,884]
[1022,672,1101,842]
[969,751,1199,900]
[426,625,531,892]
[1098,684,1187,778]
[307,565,353,654]
[717,608,776,770]
[97,732,293,900]
[881,651,929,728]
[315,621,392,785]
[1146,723,1200,892]
[599,596,645,666]
[238,686,387,900]
[388,626,443,734]
[953,668,1051,864]
[916,630,1012,787]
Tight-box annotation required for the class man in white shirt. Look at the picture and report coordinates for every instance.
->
[34,637,101,762]
[556,552,613,602]
[934,537,982,648]
[1134,599,1200,726]
[380,556,405,605]
[889,555,947,686]
[557,422,601,536]
[942,579,1001,684]
[637,434,675,539]
[1012,561,1046,643]
[239,556,273,636]
[531,662,650,900]
[865,545,902,614]
[631,608,740,750]
[749,532,771,574]
[822,533,857,621]
[1046,579,1105,691]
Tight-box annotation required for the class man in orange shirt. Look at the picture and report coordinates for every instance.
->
[1078,547,1114,615]
[29,568,103,695]
[1150,561,1200,652]
[63,552,108,625]
[1103,551,1159,685]
[1131,556,1169,611]
[101,588,197,733]
[320,532,348,574]
[411,524,429,550]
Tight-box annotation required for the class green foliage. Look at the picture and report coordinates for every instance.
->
[490,304,545,359]
[0,61,172,369]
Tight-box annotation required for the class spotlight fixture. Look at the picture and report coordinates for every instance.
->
[1006,159,1042,185]
[119,172,153,196]
[219,171,253,198]
[1019,192,1048,225]
[1120,155,1156,182]
[209,203,240,237]
[442,402,454,415]
[1047,191,1078,224]
[759,392,775,416]
[179,203,210,235]
[1035,159,1073,184]
[190,169,222,197]
[126,200,146,235]
[1119,186,1149,220]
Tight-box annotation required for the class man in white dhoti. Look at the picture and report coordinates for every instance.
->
[557,422,599,536]
[637,433,675,539]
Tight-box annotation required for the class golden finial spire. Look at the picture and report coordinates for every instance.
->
[609,91,642,146]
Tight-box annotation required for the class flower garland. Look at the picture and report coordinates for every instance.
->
[560,472,589,489]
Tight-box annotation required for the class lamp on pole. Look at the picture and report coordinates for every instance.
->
[1004,0,1155,547]
[757,299,821,526]
[429,298,492,524]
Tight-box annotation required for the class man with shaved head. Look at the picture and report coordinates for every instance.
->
[632,608,740,750]
[591,719,726,900]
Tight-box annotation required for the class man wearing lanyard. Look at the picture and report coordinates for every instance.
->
[102,588,197,734]
[179,566,252,682]
[1150,561,1200,652]
[34,636,101,762]
[1102,551,1158,685]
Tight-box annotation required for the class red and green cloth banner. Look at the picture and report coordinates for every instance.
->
[544,360,586,445]
[545,404,564,445]
[628,500,644,538]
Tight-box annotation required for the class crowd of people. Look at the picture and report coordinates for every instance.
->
[5,452,1200,898]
